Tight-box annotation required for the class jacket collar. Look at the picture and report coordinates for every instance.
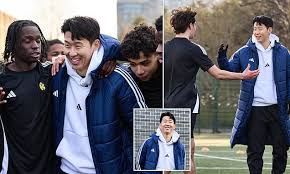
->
[247,34,281,51]
[90,34,120,79]
[152,128,180,145]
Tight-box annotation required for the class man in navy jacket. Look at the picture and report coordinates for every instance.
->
[136,112,185,171]
[52,16,146,174]
[218,15,290,174]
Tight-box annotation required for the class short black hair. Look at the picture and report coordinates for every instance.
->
[170,7,197,34]
[160,112,176,124]
[47,39,63,50]
[4,20,47,62]
[253,15,273,28]
[61,16,100,44]
[121,25,157,60]
[155,15,163,32]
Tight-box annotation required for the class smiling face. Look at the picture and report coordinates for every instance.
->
[159,116,176,135]
[253,22,272,46]
[15,26,41,63]
[64,31,100,76]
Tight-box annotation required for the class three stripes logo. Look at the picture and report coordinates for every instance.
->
[6,91,16,99]
[53,90,58,97]
[77,104,82,110]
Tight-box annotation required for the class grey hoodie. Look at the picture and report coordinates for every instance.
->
[155,128,180,170]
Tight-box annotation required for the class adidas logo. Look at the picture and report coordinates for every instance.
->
[77,104,82,110]
[151,148,155,153]
[165,154,169,157]
[53,90,58,97]
[7,91,16,98]
[249,58,254,62]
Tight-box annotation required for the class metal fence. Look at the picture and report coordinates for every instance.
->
[195,71,241,133]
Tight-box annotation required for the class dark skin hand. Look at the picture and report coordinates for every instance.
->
[0,87,7,104]
[99,60,117,78]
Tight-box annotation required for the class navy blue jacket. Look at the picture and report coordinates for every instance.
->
[136,133,185,170]
[52,34,146,173]
[218,38,290,147]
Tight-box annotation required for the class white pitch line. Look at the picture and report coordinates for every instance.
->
[195,156,273,159]
[195,153,246,163]
[195,153,290,167]
[197,167,272,170]
[196,150,272,154]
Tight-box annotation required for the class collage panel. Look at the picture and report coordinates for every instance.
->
[117,0,163,108]
[134,108,191,171]
[164,0,290,174]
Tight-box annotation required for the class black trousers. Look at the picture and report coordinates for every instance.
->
[247,105,288,174]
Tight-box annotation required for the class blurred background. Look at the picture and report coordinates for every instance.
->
[0,0,162,59]
[117,0,162,40]
[0,0,118,57]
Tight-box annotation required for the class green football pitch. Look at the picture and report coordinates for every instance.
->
[173,133,290,174]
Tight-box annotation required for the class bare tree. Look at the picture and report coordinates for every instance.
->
[241,0,290,47]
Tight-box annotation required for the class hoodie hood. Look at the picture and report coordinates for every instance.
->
[89,34,122,77]
[99,34,122,61]
[65,45,104,87]
[250,33,279,51]
[156,127,180,145]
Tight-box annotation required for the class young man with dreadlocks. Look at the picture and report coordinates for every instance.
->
[0,20,56,174]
